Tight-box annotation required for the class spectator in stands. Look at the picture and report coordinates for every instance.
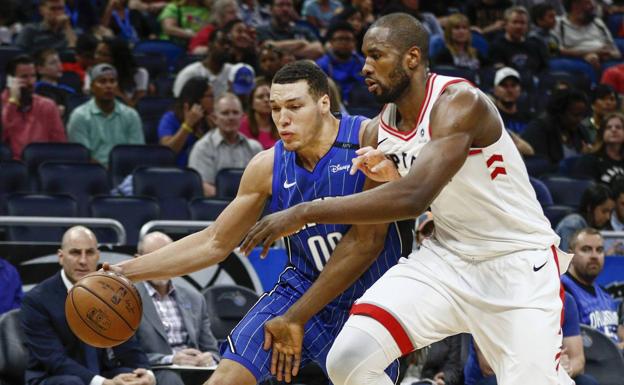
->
[173,29,233,98]
[159,77,213,167]
[522,88,590,165]
[490,5,549,78]
[381,0,443,38]
[580,84,619,144]
[564,227,624,348]
[189,0,241,55]
[239,77,277,149]
[67,64,144,167]
[556,184,615,250]
[316,21,366,107]
[64,0,99,34]
[159,0,211,46]
[553,0,621,72]
[256,0,324,60]
[351,0,375,26]
[239,0,271,28]
[85,37,149,107]
[302,0,343,36]
[432,13,486,71]
[101,0,152,43]
[128,0,167,37]
[257,44,287,80]
[62,33,98,87]
[189,92,262,196]
[0,258,23,315]
[2,55,66,160]
[464,292,599,385]
[0,0,21,45]
[21,226,156,385]
[221,19,258,69]
[135,232,220,385]
[491,67,533,135]
[34,48,75,120]
[15,0,77,53]
[465,0,512,39]
[518,0,565,15]
[575,112,624,185]
[608,177,624,232]
[528,3,560,56]
[331,6,368,55]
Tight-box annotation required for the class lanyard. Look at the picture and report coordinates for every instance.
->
[112,9,138,43]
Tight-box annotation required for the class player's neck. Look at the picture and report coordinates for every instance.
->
[296,114,339,171]
[393,71,429,132]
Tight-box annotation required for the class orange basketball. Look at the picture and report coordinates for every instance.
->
[65,271,142,348]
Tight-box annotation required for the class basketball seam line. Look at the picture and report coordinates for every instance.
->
[69,290,126,343]
[98,274,142,308]
[78,284,138,332]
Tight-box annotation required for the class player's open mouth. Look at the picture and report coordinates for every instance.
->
[365,79,378,93]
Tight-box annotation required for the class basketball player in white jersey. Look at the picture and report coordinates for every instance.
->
[241,13,574,385]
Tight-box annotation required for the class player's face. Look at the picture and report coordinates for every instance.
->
[362,28,411,104]
[270,81,327,151]
[58,234,100,284]
[571,232,604,283]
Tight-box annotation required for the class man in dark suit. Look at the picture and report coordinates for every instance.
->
[135,231,220,385]
[21,226,156,385]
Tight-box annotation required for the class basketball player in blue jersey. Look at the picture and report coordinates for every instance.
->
[106,61,412,385]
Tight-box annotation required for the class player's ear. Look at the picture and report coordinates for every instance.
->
[319,94,331,113]
[406,46,423,70]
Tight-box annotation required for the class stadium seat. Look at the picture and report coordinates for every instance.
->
[542,204,576,228]
[133,40,184,72]
[39,162,110,216]
[0,46,23,77]
[215,168,245,200]
[605,281,624,300]
[136,97,175,144]
[529,177,553,207]
[90,195,160,245]
[429,34,446,59]
[6,193,77,242]
[524,156,554,178]
[471,31,489,57]
[202,285,260,342]
[431,65,476,83]
[66,94,90,117]
[540,66,592,91]
[0,161,28,214]
[580,325,624,385]
[0,309,28,385]
[108,144,176,186]
[133,167,203,220]
[59,71,82,94]
[189,197,230,221]
[133,52,169,80]
[21,142,90,189]
[540,176,595,208]
[558,155,582,177]
[0,143,11,161]
[608,13,624,36]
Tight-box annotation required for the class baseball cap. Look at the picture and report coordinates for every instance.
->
[89,63,117,83]
[416,211,434,233]
[494,67,520,87]
[229,63,256,96]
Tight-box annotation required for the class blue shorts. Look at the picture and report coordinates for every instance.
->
[220,268,399,383]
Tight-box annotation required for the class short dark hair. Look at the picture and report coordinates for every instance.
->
[34,48,59,67]
[326,21,355,41]
[546,89,588,116]
[530,3,555,25]
[568,227,602,252]
[272,61,329,100]
[76,33,99,56]
[591,84,616,103]
[6,54,34,76]
[368,13,429,61]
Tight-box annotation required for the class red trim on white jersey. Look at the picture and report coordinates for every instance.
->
[486,154,504,167]
[351,303,414,355]
[468,149,482,156]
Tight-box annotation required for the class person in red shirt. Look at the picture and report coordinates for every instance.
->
[2,55,66,159]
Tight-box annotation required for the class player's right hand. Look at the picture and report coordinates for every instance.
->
[263,316,304,383]
[350,146,400,182]
[101,263,124,275]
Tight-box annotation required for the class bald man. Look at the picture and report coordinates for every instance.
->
[21,226,154,385]
[134,232,220,385]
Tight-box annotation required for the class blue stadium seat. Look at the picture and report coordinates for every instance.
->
[429,34,446,59]
[0,309,28,385]
[189,197,230,221]
[22,142,90,190]
[6,193,77,242]
[136,97,175,144]
[580,325,624,385]
[39,162,110,216]
[529,177,553,207]
[133,52,169,80]
[558,155,582,177]
[108,144,176,186]
[202,285,260,342]
[540,176,595,208]
[524,156,554,178]
[0,161,28,215]
[90,195,160,245]
[0,143,11,161]
[542,204,576,228]
[608,13,624,36]
[431,65,477,83]
[471,31,489,57]
[133,167,203,220]
[215,168,245,200]
[133,40,184,72]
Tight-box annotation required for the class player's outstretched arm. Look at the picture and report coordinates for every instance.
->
[241,84,500,248]
[109,149,274,282]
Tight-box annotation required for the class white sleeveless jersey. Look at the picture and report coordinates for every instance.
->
[378,73,559,259]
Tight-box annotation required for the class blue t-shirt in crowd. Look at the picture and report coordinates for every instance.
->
[0,258,23,315]
[157,110,198,167]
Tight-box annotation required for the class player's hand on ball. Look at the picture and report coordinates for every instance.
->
[101,262,124,275]
[241,208,305,258]
[350,146,400,182]
[263,316,304,383]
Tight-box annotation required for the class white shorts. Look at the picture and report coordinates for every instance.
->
[348,239,572,385]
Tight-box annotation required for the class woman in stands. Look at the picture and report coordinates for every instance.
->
[432,13,485,70]
[575,112,624,186]
[222,19,258,69]
[86,37,149,107]
[158,77,213,167]
[555,184,615,250]
[238,77,277,149]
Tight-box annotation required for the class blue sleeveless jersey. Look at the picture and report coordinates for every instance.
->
[562,273,621,343]
[269,113,412,309]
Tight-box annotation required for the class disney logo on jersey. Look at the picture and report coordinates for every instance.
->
[330,164,350,173]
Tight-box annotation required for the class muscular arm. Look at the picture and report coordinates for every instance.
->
[116,149,274,282]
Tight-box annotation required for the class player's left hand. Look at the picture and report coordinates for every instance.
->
[240,209,304,258]
[350,146,400,182]
[263,316,305,383]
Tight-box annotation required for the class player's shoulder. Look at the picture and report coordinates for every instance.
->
[357,115,380,147]
[246,147,275,174]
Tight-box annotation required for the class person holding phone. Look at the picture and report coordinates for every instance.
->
[2,54,66,160]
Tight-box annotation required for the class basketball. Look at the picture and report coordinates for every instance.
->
[65,271,142,348]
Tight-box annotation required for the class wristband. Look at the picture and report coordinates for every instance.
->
[181,122,194,133]
[8,97,20,106]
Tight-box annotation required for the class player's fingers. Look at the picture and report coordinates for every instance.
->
[260,239,271,259]
[355,146,375,155]
[270,347,279,375]
[283,353,294,383]
[292,352,301,377]
[263,327,273,350]
[240,223,263,255]
[276,352,286,381]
